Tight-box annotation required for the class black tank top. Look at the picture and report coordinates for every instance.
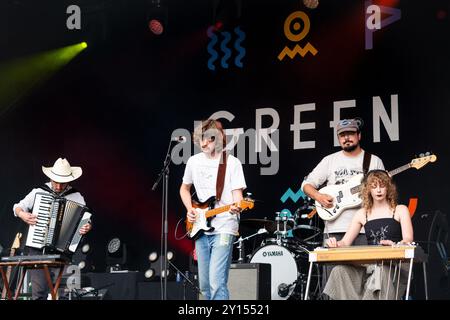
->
[364,208,402,245]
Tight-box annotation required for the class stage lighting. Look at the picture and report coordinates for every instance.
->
[78,260,86,270]
[212,0,242,28]
[0,42,88,111]
[76,259,95,272]
[146,0,168,36]
[145,249,176,280]
[161,269,170,278]
[145,268,156,280]
[81,243,90,254]
[166,250,175,261]
[149,251,159,262]
[71,240,94,273]
[107,238,121,254]
[303,0,319,9]
[106,237,127,272]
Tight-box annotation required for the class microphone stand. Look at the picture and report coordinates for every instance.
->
[152,139,175,300]
[168,260,202,299]
[233,229,268,263]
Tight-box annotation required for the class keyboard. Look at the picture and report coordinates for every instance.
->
[26,193,54,249]
[0,254,69,263]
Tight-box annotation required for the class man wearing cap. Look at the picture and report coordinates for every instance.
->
[301,119,385,283]
[13,157,92,300]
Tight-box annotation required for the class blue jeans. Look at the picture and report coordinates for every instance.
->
[195,233,235,300]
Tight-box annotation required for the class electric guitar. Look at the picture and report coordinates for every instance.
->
[185,196,255,240]
[316,154,437,221]
[1,232,22,300]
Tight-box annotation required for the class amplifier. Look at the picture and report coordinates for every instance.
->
[228,263,271,300]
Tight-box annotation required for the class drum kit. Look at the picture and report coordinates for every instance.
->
[236,203,323,300]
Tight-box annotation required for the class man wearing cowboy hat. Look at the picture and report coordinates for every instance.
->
[13,157,92,300]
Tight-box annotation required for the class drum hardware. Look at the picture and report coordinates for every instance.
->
[239,218,279,233]
[306,208,317,219]
[248,242,318,300]
[293,203,323,247]
[273,211,295,243]
[278,279,298,298]
[234,228,268,263]
[292,224,322,246]
[275,211,295,232]
[249,244,299,300]
[293,200,316,220]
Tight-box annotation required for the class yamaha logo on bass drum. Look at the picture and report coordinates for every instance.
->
[262,251,284,257]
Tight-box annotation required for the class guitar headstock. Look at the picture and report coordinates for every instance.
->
[410,152,437,170]
[239,198,255,211]
[12,233,22,250]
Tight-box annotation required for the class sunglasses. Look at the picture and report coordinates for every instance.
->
[202,135,216,142]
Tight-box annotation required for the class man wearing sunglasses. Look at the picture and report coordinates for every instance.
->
[179,119,247,300]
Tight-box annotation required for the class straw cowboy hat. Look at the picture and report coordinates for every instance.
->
[42,158,83,183]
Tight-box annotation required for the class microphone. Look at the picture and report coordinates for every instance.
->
[171,136,187,143]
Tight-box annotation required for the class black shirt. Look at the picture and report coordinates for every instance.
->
[364,209,402,245]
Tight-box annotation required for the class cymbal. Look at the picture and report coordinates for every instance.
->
[240,218,293,233]
[240,219,276,232]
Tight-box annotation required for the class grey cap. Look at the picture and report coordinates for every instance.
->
[336,119,360,135]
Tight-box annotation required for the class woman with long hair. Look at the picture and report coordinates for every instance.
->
[322,169,414,300]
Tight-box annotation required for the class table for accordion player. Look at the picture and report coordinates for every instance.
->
[0,255,68,300]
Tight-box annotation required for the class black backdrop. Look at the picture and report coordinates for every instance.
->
[0,0,449,298]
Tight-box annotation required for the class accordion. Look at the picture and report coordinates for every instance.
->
[25,192,92,254]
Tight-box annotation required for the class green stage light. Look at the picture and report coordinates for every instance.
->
[0,42,88,115]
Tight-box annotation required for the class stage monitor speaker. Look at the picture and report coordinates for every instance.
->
[228,263,271,300]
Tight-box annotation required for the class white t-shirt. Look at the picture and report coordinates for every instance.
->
[301,150,384,233]
[182,152,247,236]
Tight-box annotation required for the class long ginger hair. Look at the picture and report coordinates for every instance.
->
[361,170,398,214]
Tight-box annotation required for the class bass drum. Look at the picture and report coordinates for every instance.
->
[249,244,298,300]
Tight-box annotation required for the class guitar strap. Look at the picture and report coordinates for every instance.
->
[363,151,372,175]
[216,150,228,202]
[203,151,227,228]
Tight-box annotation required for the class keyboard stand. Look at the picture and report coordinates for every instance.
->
[0,259,68,300]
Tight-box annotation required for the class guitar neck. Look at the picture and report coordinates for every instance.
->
[350,163,412,195]
[388,164,411,177]
[205,204,235,219]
